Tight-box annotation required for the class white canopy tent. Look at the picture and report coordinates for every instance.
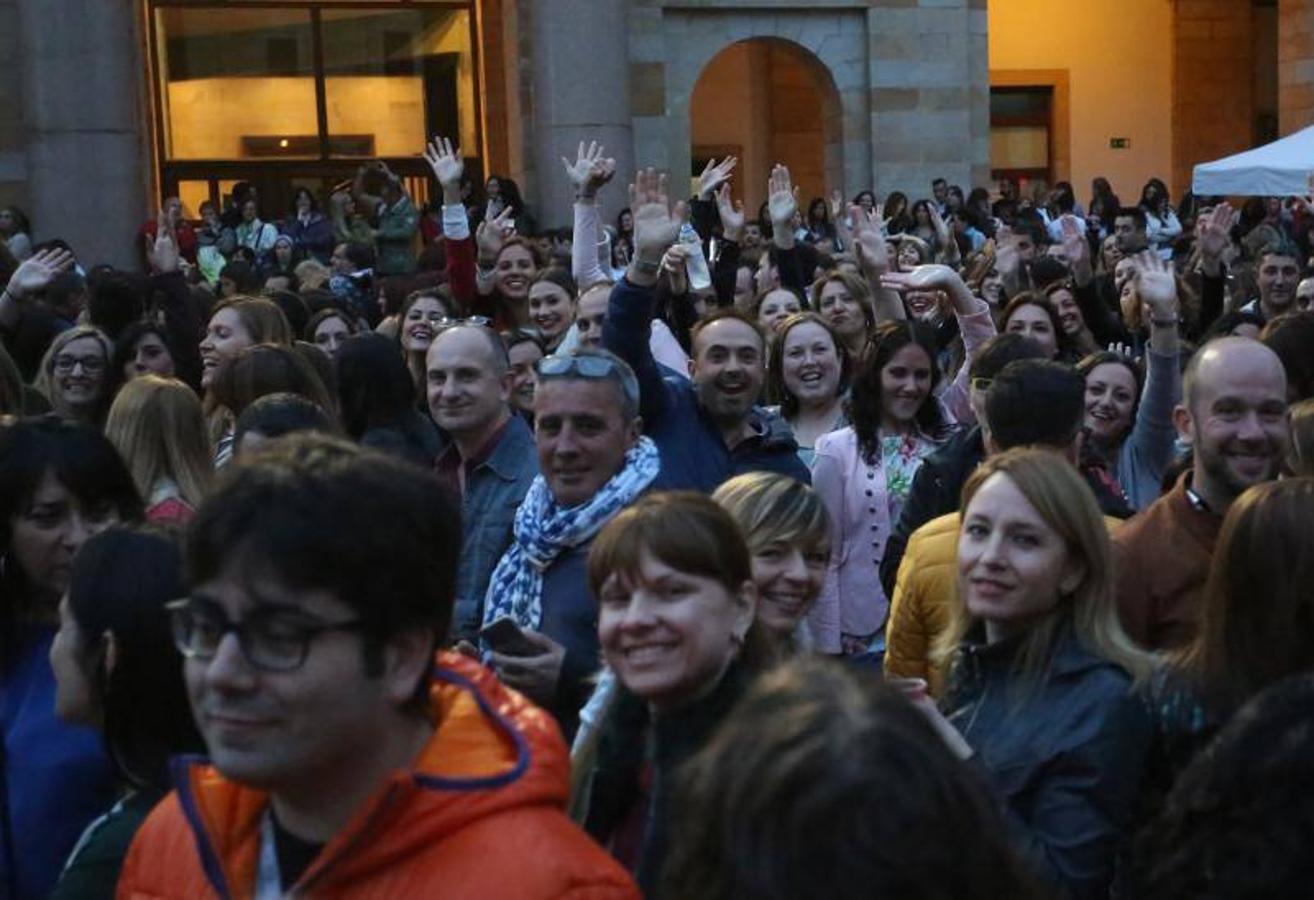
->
[1192,125,1314,197]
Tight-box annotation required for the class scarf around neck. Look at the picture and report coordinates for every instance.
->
[482,436,660,635]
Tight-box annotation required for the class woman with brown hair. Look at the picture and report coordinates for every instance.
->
[575,492,765,896]
[197,296,293,463]
[764,312,848,466]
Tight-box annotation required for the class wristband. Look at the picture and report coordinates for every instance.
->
[1150,315,1179,328]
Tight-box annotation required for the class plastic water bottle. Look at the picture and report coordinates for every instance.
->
[679,222,712,291]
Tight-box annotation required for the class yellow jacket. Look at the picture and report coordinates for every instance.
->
[884,512,1122,699]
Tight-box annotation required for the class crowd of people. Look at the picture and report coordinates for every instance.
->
[2,131,1313,899]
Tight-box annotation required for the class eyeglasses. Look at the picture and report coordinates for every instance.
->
[166,597,368,673]
[970,377,993,392]
[54,354,105,375]
[536,353,639,407]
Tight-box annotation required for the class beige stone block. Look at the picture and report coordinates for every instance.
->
[630,63,666,117]
[871,87,920,111]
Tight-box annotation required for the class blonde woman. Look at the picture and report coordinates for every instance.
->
[926,448,1154,900]
[712,472,832,657]
[34,325,114,426]
[104,375,212,525]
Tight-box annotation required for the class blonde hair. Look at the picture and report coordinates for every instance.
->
[34,325,114,422]
[1287,399,1314,476]
[105,375,213,509]
[931,447,1153,684]
[712,472,830,559]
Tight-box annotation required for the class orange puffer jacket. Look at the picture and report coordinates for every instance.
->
[116,652,638,899]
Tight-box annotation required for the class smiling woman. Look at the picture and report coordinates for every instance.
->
[33,326,114,427]
[578,492,767,895]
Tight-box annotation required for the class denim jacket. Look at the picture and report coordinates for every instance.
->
[451,414,538,640]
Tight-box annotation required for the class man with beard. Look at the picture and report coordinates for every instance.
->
[1113,337,1288,650]
[604,168,808,492]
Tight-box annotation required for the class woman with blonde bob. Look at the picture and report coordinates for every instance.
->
[34,326,114,426]
[104,375,212,525]
[928,447,1154,900]
[712,472,831,657]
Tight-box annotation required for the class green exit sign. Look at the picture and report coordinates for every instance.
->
[1110,137,1131,149]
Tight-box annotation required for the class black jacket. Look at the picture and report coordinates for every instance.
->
[945,623,1152,900]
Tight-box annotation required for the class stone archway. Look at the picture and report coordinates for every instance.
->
[690,38,843,215]
[634,7,870,205]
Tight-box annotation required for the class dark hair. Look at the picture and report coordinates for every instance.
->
[264,289,310,339]
[502,327,546,357]
[218,260,261,294]
[689,307,767,354]
[187,434,460,688]
[339,241,375,272]
[211,343,337,423]
[291,186,319,215]
[66,526,204,790]
[968,331,1047,382]
[233,392,336,448]
[1261,311,1314,402]
[396,286,454,336]
[1115,206,1148,231]
[109,320,173,396]
[335,333,418,438]
[0,418,143,614]
[1203,309,1266,342]
[1028,256,1070,291]
[1176,478,1314,713]
[984,359,1086,450]
[1002,293,1075,360]
[304,307,357,344]
[663,659,1045,900]
[1076,350,1145,435]
[0,205,31,235]
[1137,672,1314,897]
[87,271,147,343]
[849,320,945,463]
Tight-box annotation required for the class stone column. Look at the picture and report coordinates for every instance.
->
[16,0,149,269]
[525,0,635,229]
[867,0,985,199]
[1279,0,1314,134]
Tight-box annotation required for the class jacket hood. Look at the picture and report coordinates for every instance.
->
[171,652,572,896]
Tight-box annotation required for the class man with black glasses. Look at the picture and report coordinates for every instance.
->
[481,348,659,741]
[119,435,636,897]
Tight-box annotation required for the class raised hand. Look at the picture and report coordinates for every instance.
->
[5,247,75,300]
[1131,250,1178,322]
[628,167,685,265]
[561,140,616,200]
[850,203,890,273]
[660,243,690,295]
[879,264,963,295]
[1059,215,1093,284]
[476,204,515,263]
[928,204,950,242]
[697,156,737,200]
[1197,202,1234,265]
[146,229,181,275]
[423,136,465,205]
[715,183,745,244]
[828,189,845,223]
[767,164,799,227]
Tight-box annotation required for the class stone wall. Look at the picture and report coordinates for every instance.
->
[1280,0,1314,133]
[0,0,29,214]
[1173,0,1256,196]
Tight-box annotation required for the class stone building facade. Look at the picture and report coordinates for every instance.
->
[1,0,1313,270]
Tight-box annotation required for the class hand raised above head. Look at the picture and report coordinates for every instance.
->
[627,167,686,263]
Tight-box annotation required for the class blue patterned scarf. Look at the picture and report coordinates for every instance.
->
[482,436,660,635]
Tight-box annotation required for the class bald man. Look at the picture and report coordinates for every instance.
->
[427,324,539,640]
[1113,337,1289,650]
